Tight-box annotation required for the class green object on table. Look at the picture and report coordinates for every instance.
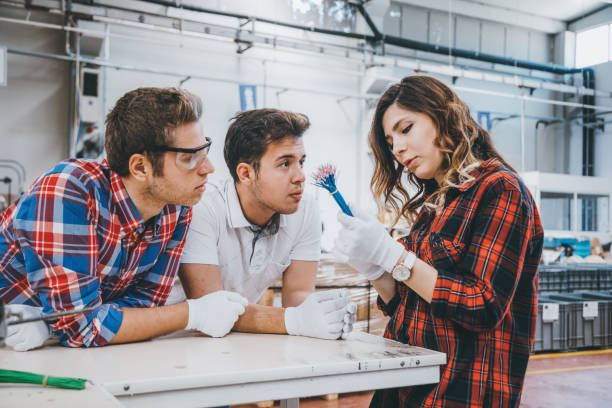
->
[0,369,87,390]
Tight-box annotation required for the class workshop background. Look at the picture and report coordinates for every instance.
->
[2,1,612,407]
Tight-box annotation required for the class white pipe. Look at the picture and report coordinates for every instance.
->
[520,95,525,172]
[91,15,369,65]
[3,13,612,110]
[0,14,602,99]
[0,15,106,37]
[0,11,612,98]
[10,45,612,114]
[8,47,368,100]
[70,33,81,158]
[573,191,579,233]
[0,15,365,78]
[453,86,612,112]
[93,17,602,99]
[263,59,268,107]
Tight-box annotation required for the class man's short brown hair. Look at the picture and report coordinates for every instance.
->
[105,87,203,177]
[223,109,310,182]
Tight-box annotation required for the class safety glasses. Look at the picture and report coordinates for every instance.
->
[148,137,212,170]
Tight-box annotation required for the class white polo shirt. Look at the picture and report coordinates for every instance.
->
[166,178,321,304]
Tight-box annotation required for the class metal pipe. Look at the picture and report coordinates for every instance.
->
[64,0,75,57]
[6,47,370,100]
[453,85,611,112]
[96,0,585,75]
[11,6,366,73]
[0,12,605,97]
[354,3,382,40]
[582,68,596,176]
[520,95,526,172]
[0,166,22,197]
[1,15,365,78]
[69,31,80,158]
[9,46,612,112]
[0,160,26,183]
[353,3,582,75]
[534,120,553,172]
[118,0,372,41]
[381,35,582,75]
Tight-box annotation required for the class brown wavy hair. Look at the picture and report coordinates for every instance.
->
[369,75,513,224]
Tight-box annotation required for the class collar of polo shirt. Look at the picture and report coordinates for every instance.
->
[225,181,287,230]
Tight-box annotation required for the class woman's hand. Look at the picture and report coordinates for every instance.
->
[334,207,405,274]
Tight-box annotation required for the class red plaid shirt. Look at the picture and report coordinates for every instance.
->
[372,159,543,408]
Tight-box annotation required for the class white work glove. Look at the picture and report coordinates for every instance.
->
[186,290,248,337]
[285,289,350,340]
[341,302,357,340]
[5,304,51,351]
[335,207,405,274]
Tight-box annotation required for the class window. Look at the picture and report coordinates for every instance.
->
[289,0,356,32]
[83,72,98,97]
[578,194,609,232]
[576,24,610,68]
[540,192,573,231]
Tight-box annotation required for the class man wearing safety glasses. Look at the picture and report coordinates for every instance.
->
[0,87,248,350]
[148,137,212,171]
[166,109,356,340]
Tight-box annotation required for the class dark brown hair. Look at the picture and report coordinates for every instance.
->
[224,108,310,182]
[105,87,202,177]
[369,75,513,223]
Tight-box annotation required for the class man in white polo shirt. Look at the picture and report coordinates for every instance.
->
[166,109,355,339]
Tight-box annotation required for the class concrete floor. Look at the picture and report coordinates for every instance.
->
[521,349,612,408]
[234,349,612,407]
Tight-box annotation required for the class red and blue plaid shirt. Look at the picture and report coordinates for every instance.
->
[0,159,191,347]
[373,159,543,408]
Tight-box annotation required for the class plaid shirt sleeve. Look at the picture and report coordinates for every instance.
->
[14,171,124,347]
[429,177,534,331]
[109,207,192,309]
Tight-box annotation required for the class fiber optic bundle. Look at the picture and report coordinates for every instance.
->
[312,164,353,216]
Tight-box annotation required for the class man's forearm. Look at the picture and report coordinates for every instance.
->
[282,289,311,308]
[232,304,287,334]
[109,302,189,344]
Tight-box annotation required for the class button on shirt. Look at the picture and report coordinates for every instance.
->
[0,159,192,347]
[176,178,321,304]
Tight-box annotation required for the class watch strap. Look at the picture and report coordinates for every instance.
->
[404,251,417,270]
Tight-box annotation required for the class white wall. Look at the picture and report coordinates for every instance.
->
[0,9,69,190]
[2,1,611,244]
[383,2,561,174]
[566,5,612,179]
[0,5,365,249]
[592,61,612,178]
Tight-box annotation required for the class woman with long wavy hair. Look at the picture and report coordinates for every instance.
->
[335,76,543,407]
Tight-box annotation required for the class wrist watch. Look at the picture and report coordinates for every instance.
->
[391,251,417,281]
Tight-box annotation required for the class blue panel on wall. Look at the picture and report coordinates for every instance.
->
[239,84,257,111]
[478,111,491,131]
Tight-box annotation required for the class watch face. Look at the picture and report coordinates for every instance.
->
[393,265,411,281]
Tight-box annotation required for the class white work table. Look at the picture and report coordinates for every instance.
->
[0,382,123,408]
[0,331,446,407]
